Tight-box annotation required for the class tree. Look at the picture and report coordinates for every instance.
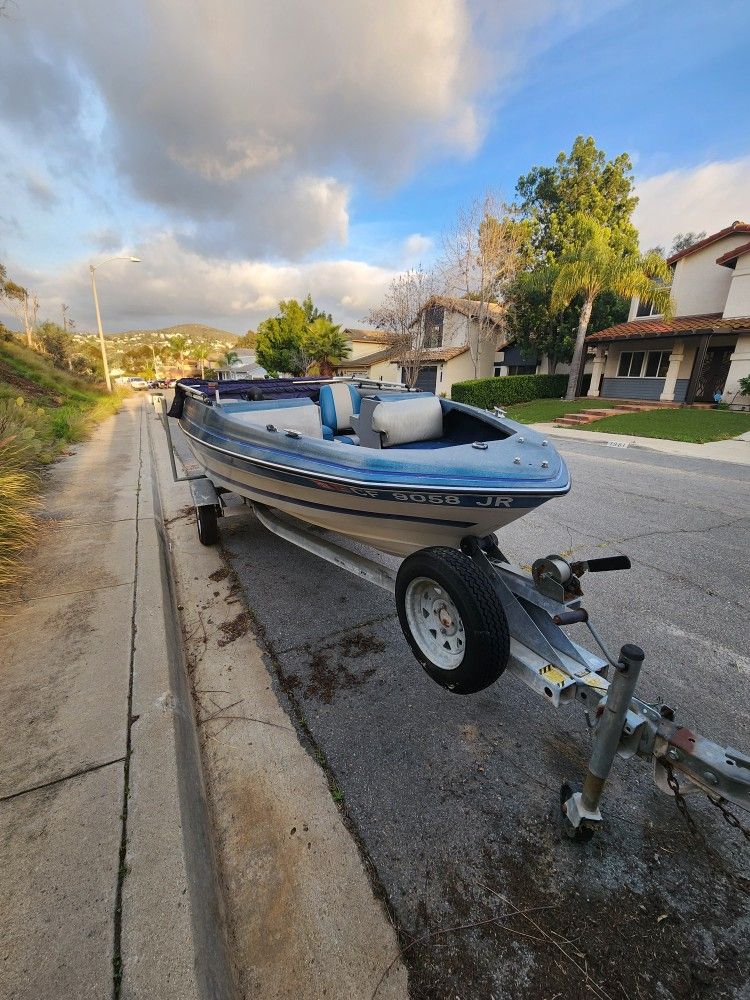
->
[508,136,638,370]
[302,292,332,325]
[235,330,257,348]
[304,317,350,377]
[368,265,439,387]
[168,334,188,362]
[505,270,628,374]
[517,135,639,261]
[441,193,528,377]
[670,231,706,255]
[36,321,73,369]
[1,275,33,348]
[550,215,674,400]
[193,342,211,378]
[223,350,239,367]
[255,299,309,376]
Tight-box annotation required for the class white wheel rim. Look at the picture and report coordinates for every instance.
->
[404,576,465,670]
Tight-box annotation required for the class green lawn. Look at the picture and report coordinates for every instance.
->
[505,397,606,424]
[576,407,750,444]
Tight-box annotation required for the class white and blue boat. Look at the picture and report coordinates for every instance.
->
[170,377,570,557]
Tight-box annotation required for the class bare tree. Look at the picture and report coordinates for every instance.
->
[367,265,440,387]
[440,192,526,377]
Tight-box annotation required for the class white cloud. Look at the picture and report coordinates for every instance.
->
[402,233,434,264]
[634,157,750,250]
[4,234,397,333]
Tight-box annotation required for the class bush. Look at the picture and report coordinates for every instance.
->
[451,374,568,408]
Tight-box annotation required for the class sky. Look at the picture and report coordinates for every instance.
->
[0,0,749,334]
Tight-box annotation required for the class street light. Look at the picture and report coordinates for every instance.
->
[89,256,141,392]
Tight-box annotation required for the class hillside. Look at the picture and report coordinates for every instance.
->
[105,323,237,342]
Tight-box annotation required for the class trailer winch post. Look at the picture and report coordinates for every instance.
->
[563,643,645,837]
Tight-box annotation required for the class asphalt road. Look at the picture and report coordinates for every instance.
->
[176,422,750,999]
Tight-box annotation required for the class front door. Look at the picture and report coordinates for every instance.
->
[694,346,733,402]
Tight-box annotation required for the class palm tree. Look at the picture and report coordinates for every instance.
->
[193,342,210,378]
[304,317,350,377]
[168,334,188,363]
[551,215,673,400]
[224,350,240,367]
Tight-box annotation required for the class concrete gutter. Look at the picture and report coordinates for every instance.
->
[532,421,750,466]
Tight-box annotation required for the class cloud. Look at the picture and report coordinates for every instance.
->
[0,0,492,257]
[634,157,750,250]
[0,1,610,260]
[402,233,434,264]
[3,234,397,333]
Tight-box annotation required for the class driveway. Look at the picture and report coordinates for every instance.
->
[176,424,750,999]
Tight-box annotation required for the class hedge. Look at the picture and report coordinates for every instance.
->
[451,373,568,408]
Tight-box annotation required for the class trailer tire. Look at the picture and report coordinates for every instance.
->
[196,504,219,546]
[396,546,509,694]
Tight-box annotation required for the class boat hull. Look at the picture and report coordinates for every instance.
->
[181,426,561,557]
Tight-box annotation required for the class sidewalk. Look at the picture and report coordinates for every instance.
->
[0,398,231,999]
[532,421,750,465]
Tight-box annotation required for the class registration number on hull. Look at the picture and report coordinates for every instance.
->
[314,480,516,507]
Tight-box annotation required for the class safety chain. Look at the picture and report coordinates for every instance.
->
[707,794,750,843]
[661,758,750,894]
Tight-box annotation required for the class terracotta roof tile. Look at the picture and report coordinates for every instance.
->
[420,295,505,327]
[342,345,469,367]
[667,221,750,265]
[716,240,750,267]
[587,313,750,343]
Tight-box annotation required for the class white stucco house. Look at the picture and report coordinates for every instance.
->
[339,297,511,395]
[586,221,750,407]
[215,348,267,381]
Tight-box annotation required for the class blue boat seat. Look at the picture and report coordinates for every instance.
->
[320,383,361,439]
[223,398,324,439]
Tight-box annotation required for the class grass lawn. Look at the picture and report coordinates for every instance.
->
[504,397,606,424]
[576,407,750,444]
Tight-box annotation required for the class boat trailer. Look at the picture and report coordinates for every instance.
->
[156,395,750,841]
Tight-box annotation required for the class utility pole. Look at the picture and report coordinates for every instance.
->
[88,256,141,394]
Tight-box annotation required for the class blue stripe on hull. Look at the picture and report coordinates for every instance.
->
[207,467,479,527]
[181,422,557,511]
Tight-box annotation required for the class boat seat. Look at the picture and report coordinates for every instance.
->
[320,383,361,440]
[223,398,323,439]
[353,395,443,448]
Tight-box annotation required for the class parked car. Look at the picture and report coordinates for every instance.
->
[129,377,149,391]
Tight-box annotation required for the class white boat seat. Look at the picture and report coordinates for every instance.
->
[319,383,361,437]
[355,395,443,448]
[224,398,323,439]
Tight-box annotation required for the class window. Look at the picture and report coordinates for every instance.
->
[636,299,659,318]
[617,349,671,378]
[617,351,645,377]
[645,350,671,378]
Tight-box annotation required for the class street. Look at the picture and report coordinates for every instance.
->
[176,426,750,999]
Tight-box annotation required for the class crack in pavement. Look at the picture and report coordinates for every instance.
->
[112,405,143,1000]
[0,757,127,803]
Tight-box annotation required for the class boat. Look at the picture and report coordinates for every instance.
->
[168,376,570,557]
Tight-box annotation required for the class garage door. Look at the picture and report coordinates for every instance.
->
[403,366,438,393]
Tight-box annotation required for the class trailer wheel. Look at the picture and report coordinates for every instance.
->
[396,546,509,694]
[196,504,219,546]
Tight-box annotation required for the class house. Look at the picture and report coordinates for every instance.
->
[339,297,511,395]
[215,348,267,381]
[586,221,750,406]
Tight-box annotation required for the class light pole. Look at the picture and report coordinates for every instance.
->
[89,256,141,392]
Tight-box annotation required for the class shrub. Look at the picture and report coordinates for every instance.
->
[451,373,568,408]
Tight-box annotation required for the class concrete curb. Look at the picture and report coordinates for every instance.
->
[139,405,236,998]
[531,421,750,466]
